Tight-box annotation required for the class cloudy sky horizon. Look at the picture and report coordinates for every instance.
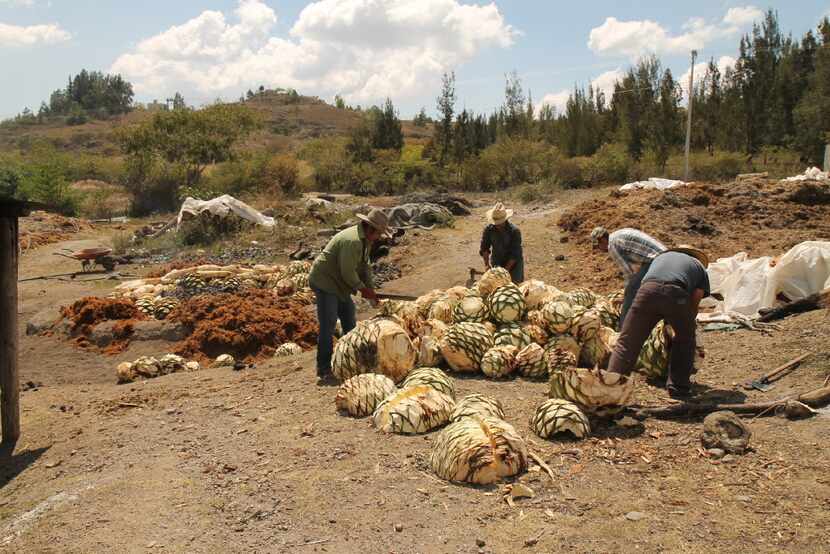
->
[1,1,828,120]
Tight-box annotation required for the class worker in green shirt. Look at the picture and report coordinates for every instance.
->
[308,208,390,385]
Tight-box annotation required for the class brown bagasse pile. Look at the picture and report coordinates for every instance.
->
[555,178,830,292]
[58,296,146,352]
[169,289,319,362]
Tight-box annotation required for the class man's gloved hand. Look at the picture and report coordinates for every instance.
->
[359,287,378,307]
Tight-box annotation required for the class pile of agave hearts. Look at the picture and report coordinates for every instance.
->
[110,261,316,319]
[329,267,675,485]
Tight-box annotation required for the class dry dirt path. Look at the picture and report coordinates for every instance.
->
[2,195,830,553]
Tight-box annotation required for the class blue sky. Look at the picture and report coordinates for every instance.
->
[1,0,828,120]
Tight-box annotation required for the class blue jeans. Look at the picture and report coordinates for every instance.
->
[313,287,356,375]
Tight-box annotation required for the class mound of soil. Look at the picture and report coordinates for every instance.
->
[556,178,830,292]
[169,289,318,362]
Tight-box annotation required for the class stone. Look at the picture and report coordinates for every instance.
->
[131,320,188,342]
[706,448,726,460]
[476,539,486,547]
[554,254,566,261]
[625,511,646,521]
[26,307,61,335]
[90,320,119,347]
[700,411,752,454]
[394,523,403,532]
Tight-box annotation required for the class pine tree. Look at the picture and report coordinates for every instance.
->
[435,71,456,165]
[649,68,682,170]
[794,17,830,163]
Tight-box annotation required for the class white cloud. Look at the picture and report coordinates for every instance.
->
[0,0,36,6]
[539,90,570,115]
[722,6,763,27]
[588,5,760,60]
[538,68,623,115]
[591,68,623,99]
[0,21,70,47]
[679,55,736,99]
[111,0,517,105]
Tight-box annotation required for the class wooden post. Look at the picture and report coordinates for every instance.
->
[824,144,829,173]
[0,213,20,446]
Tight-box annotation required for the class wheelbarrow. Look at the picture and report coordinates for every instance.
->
[54,247,117,272]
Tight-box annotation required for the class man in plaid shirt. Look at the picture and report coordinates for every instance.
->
[591,227,666,327]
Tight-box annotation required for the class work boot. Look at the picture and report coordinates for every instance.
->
[667,385,693,400]
[316,373,338,387]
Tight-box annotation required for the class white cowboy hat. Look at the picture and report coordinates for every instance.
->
[486,202,513,225]
[356,208,392,237]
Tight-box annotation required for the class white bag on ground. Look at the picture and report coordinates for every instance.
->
[704,241,830,317]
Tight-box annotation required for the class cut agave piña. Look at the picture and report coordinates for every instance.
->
[335,374,397,417]
[372,385,455,434]
[531,398,590,439]
[430,415,528,484]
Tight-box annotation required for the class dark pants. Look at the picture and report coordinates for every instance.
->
[313,287,356,376]
[619,262,651,331]
[607,281,697,390]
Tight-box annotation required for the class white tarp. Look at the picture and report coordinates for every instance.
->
[781,167,830,182]
[620,178,687,191]
[704,241,830,317]
[176,195,275,229]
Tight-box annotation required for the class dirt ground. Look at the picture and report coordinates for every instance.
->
[3,187,830,553]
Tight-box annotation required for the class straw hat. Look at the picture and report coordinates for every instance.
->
[670,245,709,268]
[356,208,392,237]
[486,202,513,225]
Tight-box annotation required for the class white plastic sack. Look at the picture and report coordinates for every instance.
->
[781,167,830,182]
[705,241,830,317]
[176,195,275,230]
[620,178,686,191]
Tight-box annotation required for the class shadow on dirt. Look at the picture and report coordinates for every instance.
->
[0,445,50,490]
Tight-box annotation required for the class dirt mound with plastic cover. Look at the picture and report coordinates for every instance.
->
[556,178,830,292]
[169,289,318,362]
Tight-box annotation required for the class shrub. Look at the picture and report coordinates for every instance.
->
[0,167,22,200]
[585,143,631,184]
[688,152,745,181]
[554,157,588,189]
[262,154,301,197]
[460,139,560,191]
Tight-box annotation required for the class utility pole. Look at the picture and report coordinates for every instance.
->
[684,50,698,182]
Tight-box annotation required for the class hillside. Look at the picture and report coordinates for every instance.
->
[0,91,429,156]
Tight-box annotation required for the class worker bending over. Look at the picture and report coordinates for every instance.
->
[607,247,710,399]
[591,226,666,328]
[480,202,524,283]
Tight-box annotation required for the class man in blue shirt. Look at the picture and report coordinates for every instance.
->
[607,246,710,399]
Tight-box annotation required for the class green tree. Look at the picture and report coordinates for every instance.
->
[502,70,527,138]
[649,68,682,170]
[172,92,187,110]
[794,17,830,163]
[372,97,404,150]
[334,95,346,109]
[118,103,259,209]
[435,71,456,165]
[413,107,430,127]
